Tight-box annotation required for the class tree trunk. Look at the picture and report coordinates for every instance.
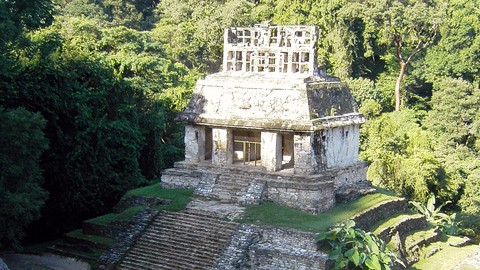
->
[395,62,407,111]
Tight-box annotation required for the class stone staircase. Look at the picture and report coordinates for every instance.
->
[207,174,266,205]
[116,210,239,269]
[208,174,252,202]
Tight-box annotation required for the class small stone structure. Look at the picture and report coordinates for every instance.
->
[162,24,367,213]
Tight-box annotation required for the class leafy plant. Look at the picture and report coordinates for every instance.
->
[409,194,469,236]
[409,194,451,225]
[316,220,402,270]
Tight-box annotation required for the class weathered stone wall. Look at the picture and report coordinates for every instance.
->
[352,198,407,231]
[160,168,203,189]
[245,226,329,270]
[324,124,360,168]
[265,179,335,214]
[332,161,368,189]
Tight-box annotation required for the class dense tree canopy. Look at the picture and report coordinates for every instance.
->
[1,0,480,246]
[0,107,49,249]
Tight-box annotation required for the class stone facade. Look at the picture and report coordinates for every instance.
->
[161,24,367,214]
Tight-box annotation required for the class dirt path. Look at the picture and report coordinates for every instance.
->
[1,253,90,270]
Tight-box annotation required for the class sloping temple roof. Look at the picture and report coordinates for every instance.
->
[178,24,365,132]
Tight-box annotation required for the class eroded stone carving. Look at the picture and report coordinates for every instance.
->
[223,24,320,76]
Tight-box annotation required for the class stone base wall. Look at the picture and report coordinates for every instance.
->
[245,226,329,270]
[332,161,368,190]
[160,168,204,189]
[161,161,340,214]
[265,181,335,214]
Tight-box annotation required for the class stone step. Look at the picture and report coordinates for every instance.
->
[161,210,236,228]
[120,253,190,270]
[120,248,223,269]
[208,174,255,202]
[128,243,217,266]
[164,210,238,225]
[153,215,236,230]
[148,222,235,235]
[351,198,408,231]
[372,213,427,242]
[403,226,442,265]
[121,241,221,269]
[211,178,250,190]
[153,214,238,232]
[145,227,235,244]
[118,257,165,270]
[136,233,231,253]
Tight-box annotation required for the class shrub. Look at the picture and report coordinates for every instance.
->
[316,220,402,270]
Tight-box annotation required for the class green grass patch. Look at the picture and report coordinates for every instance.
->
[371,212,420,234]
[404,225,438,247]
[410,241,478,270]
[151,189,194,212]
[87,187,193,225]
[66,229,113,246]
[125,183,192,199]
[87,205,145,225]
[125,184,194,211]
[240,192,399,232]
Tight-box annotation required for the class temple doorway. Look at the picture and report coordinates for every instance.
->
[204,127,212,161]
[282,134,294,169]
[233,129,261,166]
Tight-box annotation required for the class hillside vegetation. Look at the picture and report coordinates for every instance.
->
[0,0,479,249]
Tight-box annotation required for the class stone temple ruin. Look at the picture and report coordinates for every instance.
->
[98,25,458,270]
[161,24,368,214]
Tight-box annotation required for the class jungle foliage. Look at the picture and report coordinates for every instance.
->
[0,0,479,247]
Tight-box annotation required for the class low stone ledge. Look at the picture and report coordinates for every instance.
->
[376,214,427,242]
[63,234,111,250]
[82,221,124,239]
[113,195,171,213]
[351,198,407,231]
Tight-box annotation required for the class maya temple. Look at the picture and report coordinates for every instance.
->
[161,24,368,214]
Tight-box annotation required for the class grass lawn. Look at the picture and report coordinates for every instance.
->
[409,238,479,270]
[88,186,194,225]
[239,190,399,232]
[66,229,113,246]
